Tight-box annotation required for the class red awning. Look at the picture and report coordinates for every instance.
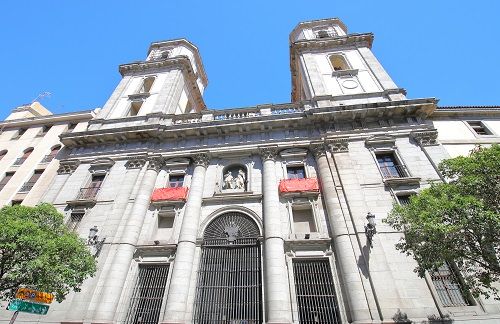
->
[278,178,320,193]
[151,187,189,201]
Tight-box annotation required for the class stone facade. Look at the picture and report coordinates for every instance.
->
[1,18,500,324]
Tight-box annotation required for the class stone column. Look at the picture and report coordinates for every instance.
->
[43,160,80,203]
[162,153,209,324]
[92,157,163,323]
[260,147,292,324]
[410,129,448,181]
[310,142,372,322]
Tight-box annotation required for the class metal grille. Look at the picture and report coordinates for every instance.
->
[125,264,170,324]
[430,263,470,307]
[293,259,342,324]
[194,212,262,323]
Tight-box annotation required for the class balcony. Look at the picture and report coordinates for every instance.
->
[278,178,320,197]
[379,165,421,187]
[76,187,101,200]
[19,181,36,192]
[12,158,26,166]
[151,187,189,205]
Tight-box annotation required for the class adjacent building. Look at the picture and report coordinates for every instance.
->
[1,18,499,324]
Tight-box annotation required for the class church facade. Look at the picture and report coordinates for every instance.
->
[1,18,500,324]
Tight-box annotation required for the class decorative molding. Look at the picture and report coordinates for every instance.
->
[279,148,308,159]
[410,130,439,147]
[89,157,115,174]
[328,138,349,153]
[192,153,210,168]
[309,143,328,159]
[147,157,164,172]
[125,158,147,169]
[259,147,278,161]
[57,160,80,175]
[365,135,396,149]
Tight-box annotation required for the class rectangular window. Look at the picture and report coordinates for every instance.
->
[155,214,175,241]
[11,200,23,205]
[292,205,316,235]
[287,165,306,179]
[67,211,84,232]
[129,102,143,116]
[19,169,44,192]
[430,263,471,307]
[397,194,412,206]
[376,153,407,178]
[78,174,105,200]
[467,121,491,136]
[168,174,184,188]
[0,172,15,191]
[125,264,170,324]
[293,259,342,323]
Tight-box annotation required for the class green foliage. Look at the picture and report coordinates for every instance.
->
[0,203,97,302]
[385,144,500,299]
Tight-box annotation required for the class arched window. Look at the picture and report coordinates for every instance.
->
[222,165,247,191]
[0,150,7,161]
[329,54,350,71]
[14,148,33,165]
[42,145,61,163]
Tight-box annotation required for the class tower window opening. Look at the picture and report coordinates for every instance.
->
[129,102,143,116]
[139,77,155,93]
[329,54,350,71]
[315,29,336,39]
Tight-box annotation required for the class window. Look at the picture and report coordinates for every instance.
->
[329,54,350,71]
[12,128,27,139]
[129,102,143,116]
[315,29,336,39]
[168,174,184,188]
[77,174,105,200]
[0,150,7,161]
[156,214,175,241]
[19,169,43,192]
[397,194,412,206]
[37,125,51,137]
[67,123,77,131]
[0,172,15,191]
[293,259,342,323]
[67,210,85,232]
[139,77,155,93]
[125,264,170,324]
[42,145,61,163]
[467,121,492,136]
[11,200,23,206]
[430,263,471,307]
[292,205,316,235]
[13,148,33,166]
[287,165,306,179]
[376,153,408,178]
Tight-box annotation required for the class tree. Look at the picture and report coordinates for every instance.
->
[0,203,97,302]
[385,144,500,299]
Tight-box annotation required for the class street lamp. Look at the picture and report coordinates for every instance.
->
[87,225,99,245]
[87,225,105,257]
[365,212,377,248]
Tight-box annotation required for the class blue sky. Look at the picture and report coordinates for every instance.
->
[1,1,499,120]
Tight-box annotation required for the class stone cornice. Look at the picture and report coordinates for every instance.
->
[0,109,97,129]
[289,18,348,42]
[432,106,500,118]
[119,56,206,111]
[291,33,374,52]
[410,130,439,147]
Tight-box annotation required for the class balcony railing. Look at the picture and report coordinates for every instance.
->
[19,181,37,192]
[379,165,410,179]
[75,186,101,200]
[13,158,26,166]
[40,155,54,163]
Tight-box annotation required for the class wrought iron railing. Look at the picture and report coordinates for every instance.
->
[40,154,54,163]
[13,158,26,166]
[19,181,37,192]
[379,165,409,179]
[75,186,101,200]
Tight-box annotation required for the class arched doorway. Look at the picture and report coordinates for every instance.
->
[193,212,262,323]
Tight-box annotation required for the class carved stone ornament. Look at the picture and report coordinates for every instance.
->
[259,147,278,161]
[193,153,210,168]
[410,130,439,147]
[309,144,328,159]
[328,138,349,153]
[57,160,80,174]
[125,158,147,169]
[147,157,164,172]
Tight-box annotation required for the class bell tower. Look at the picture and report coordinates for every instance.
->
[97,39,208,119]
[289,18,406,106]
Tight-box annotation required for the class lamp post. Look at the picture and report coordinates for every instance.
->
[87,226,105,257]
[365,212,377,248]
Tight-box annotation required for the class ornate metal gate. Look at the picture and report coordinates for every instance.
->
[194,212,262,324]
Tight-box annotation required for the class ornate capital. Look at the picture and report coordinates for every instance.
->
[57,160,80,175]
[192,153,210,168]
[125,158,147,169]
[410,130,439,147]
[147,157,164,172]
[328,138,349,153]
[259,147,278,161]
[309,144,328,159]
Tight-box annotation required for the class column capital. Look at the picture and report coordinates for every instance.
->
[125,157,147,169]
[57,160,80,174]
[410,129,439,146]
[147,157,164,172]
[309,143,328,159]
[192,153,210,168]
[259,147,278,161]
[327,137,349,153]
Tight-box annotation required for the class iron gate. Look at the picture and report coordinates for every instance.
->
[194,212,262,324]
[293,259,341,324]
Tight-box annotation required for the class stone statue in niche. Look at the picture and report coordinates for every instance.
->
[222,167,247,190]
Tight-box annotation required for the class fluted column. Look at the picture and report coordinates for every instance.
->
[260,147,292,324]
[93,157,163,323]
[310,143,372,322]
[162,153,209,324]
[43,160,80,203]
